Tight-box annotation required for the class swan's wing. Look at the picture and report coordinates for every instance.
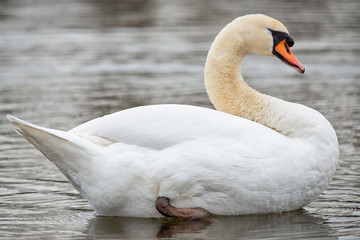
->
[69,104,278,149]
[151,133,312,215]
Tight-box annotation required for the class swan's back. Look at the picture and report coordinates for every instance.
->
[69,104,285,149]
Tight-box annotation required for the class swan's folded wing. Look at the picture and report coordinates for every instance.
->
[69,104,277,150]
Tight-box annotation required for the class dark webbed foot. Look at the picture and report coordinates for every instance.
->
[155,197,212,221]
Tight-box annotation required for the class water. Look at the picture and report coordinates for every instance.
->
[0,0,359,239]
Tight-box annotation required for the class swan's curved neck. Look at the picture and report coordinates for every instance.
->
[204,28,337,143]
[205,34,283,134]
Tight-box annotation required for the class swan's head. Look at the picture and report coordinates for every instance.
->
[216,14,305,73]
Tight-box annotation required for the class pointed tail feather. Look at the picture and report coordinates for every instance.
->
[7,114,98,190]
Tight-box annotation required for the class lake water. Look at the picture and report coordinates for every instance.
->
[0,0,359,239]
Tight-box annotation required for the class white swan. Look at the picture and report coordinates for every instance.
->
[7,14,338,219]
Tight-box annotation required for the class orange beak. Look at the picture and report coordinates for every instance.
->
[273,39,305,74]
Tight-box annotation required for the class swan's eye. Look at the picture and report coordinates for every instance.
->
[268,29,294,48]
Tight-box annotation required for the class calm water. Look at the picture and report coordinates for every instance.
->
[1,0,360,239]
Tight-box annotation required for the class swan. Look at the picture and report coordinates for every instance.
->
[7,14,339,220]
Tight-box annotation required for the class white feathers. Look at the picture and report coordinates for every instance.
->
[7,104,338,217]
[7,14,339,217]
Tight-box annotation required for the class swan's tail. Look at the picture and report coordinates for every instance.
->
[7,115,98,191]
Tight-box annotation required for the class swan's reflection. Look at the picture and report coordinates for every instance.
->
[86,209,337,239]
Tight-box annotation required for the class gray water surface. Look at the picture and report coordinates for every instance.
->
[1,0,360,239]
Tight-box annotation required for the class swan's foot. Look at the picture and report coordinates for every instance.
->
[155,197,212,221]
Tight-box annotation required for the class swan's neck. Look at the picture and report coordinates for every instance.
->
[204,31,337,143]
[205,38,284,133]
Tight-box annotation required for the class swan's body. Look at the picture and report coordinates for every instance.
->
[8,14,338,218]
